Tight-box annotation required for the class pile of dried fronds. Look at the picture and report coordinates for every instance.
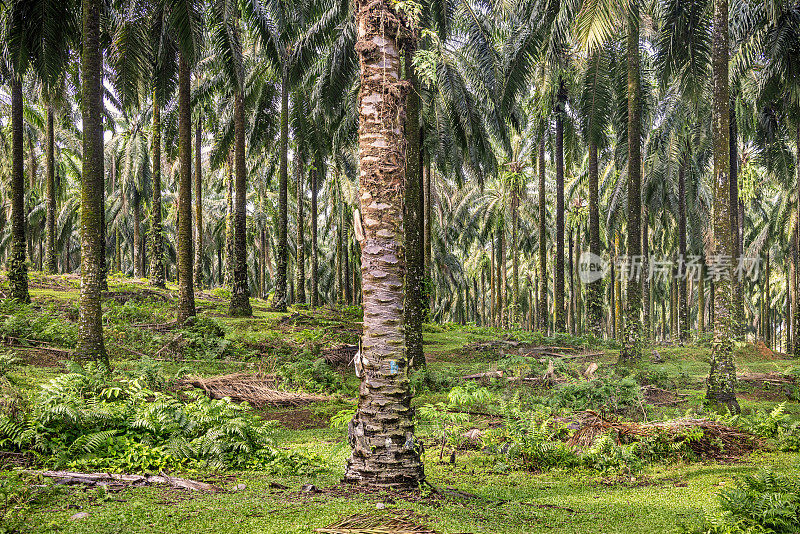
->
[567,411,761,460]
[640,385,690,407]
[316,510,438,534]
[322,344,357,367]
[183,373,331,407]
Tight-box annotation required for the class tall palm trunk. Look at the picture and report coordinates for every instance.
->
[230,92,252,316]
[344,0,424,488]
[730,107,743,339]
[794,123,800,356]
[511,185,519,324]
[555,81,566,332]
[587,142,602,336]
[423,156,432,311]
[45,105,57,274]
[150,96,166,288]
[8,80,29,303]
[707,0,739,412]
[225,157,234,286]
[133,191,143,277]
[678,152,689,341]
[404,49,425,368]
[538,135,547,332]
[274,66,289,312]
[194,119,203,289]
[621,7,643,362]
[77,0,106,363]
[176,54,196,324]
[311,155,320,307]
[295,144,306,305]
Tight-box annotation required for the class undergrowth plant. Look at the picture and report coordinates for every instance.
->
[0,362,321,474]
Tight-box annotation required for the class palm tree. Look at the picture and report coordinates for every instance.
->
[177,52,197,323]
[343,0,424,488]
[77,0,107,364]
[706,0,738,413]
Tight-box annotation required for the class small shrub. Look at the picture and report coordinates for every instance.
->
[548,376,642,415]
[691,471,800,534]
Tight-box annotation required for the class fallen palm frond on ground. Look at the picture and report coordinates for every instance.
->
[29,471,220,492]
[316,510,439,534]
[567,411,761,460]
[183,373,331,407]
[640,385,690,407]
[737,372,796,387]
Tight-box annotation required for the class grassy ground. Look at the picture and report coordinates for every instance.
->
[2,272,799,533]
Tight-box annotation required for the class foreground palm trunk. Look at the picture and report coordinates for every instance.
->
[538,136,547,332]
[176,54,196,323]
[706,0,739,413]
[311,156,320,307]
[45,105,57,274]
[554,81,566,332]
[150,96,166,288]
[620,7,643,363]
[344,0,424,489]
[230,91,252,316]
[77,0,107,364]
[295,143,306,305]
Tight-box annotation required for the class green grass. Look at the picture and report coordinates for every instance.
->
[4,272,800,534]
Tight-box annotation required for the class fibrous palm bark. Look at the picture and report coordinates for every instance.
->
[344,0,424,489]
[150,96,166,288]
[678,154,688,341]
[311,155,320,308]
[176,54,196,324]
[706,0,739,413]
[621,7,643,362]
[230,91,252,316]
[77,0,107,364]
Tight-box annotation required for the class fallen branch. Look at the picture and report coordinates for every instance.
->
[462,370,503,380]
[28,470,221,492]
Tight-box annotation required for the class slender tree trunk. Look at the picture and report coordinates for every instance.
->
[587,142,602,337]
[491,235,496,325]
[730,106,743,340]
[225,157,234,287]
[176,54,196,323]
[8,80,29,303]
[311,156,320,307]
[274,67,289,312]
[512,185,519,325]
[611,261,617,339]
[794,123,800,355]
[344,0,424,488]
[344,228,352,305]
[45,105,57,274]
[337,187,344,304]
[149,96,166,288]
[568,227,574,334]
[699,264,706,332]
[538,135,547,333]
[404,48,425,368]
[707,0,739,412]
[423,156,432,312]
[642,205,650,341]
[679,153,689,341]
[295,142,306,305]
[621,7,643,362]
[133,191,142,277]
[194,118,203,289]
[230,91,252,316]
[77,0,106,363]
[496,231,504,327]
[555,81,566,332]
